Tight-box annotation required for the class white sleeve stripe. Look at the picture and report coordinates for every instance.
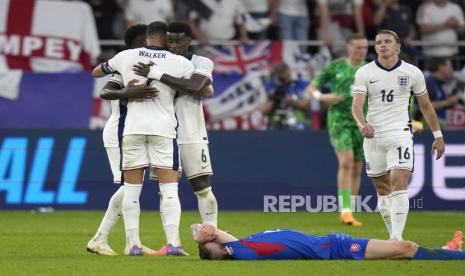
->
[353,90,367,94]
[415,89,427,96]
[193,71,213,81]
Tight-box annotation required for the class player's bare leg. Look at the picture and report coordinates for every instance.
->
[372,174,393,239]
[154,168,188,256]
[191,175,218,227]
[336,150,362,226]
[389,169,411,241]
[364,239,418,259]
[366,232,465,260]
[122,168,145,256]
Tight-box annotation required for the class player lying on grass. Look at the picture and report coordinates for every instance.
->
[192,224,464,260]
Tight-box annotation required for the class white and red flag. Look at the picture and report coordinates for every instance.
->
[0,0,100,72]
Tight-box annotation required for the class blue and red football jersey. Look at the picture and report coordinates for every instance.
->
[223,229,332,260]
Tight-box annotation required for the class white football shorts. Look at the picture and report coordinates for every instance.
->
[149,143,212,180]
[363,134,414,177]
[122,135,180,171]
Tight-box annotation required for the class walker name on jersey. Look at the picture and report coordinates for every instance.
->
[138,50,166,59]
[0,137,87,205]
[0,34,84,61]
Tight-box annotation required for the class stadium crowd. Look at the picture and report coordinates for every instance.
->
[64,0,465,130]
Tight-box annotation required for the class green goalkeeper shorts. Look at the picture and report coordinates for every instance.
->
[328,126,364,161]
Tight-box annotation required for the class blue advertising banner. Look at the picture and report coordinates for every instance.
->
[0,73,94,128]
[0,130,464,210]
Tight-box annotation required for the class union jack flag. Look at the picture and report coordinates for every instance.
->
[203,41,273,74]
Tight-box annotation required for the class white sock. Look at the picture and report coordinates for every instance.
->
[93,185,124,243]
[160,182,181,246]
[195,187,218,227]
[158,191,167,233]
[378,194,393,239]
[390,190,409,241]
[122,184,142,247]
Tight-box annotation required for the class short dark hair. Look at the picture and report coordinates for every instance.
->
[428,57,451,72]
[198,245,211,260]
[146,21,168,38]
[167,22,192,37]
[124,24,146,47]
[376,29,400,44]
[198,245,232,260]
[346,33,366,44]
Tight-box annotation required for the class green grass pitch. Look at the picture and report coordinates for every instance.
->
[1,211,464,275]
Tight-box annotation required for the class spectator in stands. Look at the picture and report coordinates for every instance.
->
[260,63,310,130]
[86,0,125,40]
[416,0,465,58]
[317,0,365,57]
[416,57,460,126]
[86,0,126,61]
[187,0,249,45]
[125,0,173,27]
[373,0,416,46]
[373,0,417,59]
[240,0,273,40]
[271,0,310,41]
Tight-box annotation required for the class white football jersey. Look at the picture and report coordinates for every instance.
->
[352,60,427,137]
[174,54,214,144]
[105,46,195,138]
[102,74,124,148]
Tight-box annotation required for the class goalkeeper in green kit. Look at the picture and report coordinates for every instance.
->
[305,33,368,226]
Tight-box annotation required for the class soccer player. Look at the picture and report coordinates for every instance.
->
[132,22,218,255]
[86,25,159,256]
[305,33,368,226]
[193,224,464,261]
[92,21,195,256]
[351,30,445,241]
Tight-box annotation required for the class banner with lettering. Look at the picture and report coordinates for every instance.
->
[0,0,100,73]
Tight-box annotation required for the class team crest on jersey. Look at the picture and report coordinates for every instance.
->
[351,243,361,252]
[398,76,409,88]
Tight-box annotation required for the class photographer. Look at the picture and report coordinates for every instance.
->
[260,63,310,130]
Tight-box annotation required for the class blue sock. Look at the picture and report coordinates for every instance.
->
[414,247,465,260]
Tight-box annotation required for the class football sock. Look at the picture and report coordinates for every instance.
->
[414,247,465,260]
[122,184,142,247]
[160,182,181,247]
[195,187,218,227]
[93,185,124,243]
[158,191,167,232]
[391,190,409,240]
[378,193,393,239]
[338,188,352,212]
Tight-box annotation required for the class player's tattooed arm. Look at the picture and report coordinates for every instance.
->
[100,79,159,100]
[133,62,211,93]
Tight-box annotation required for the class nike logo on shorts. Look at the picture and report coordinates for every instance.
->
[369,80,380,84]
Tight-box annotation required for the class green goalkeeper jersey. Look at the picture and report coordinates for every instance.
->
[311,58,366,129]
